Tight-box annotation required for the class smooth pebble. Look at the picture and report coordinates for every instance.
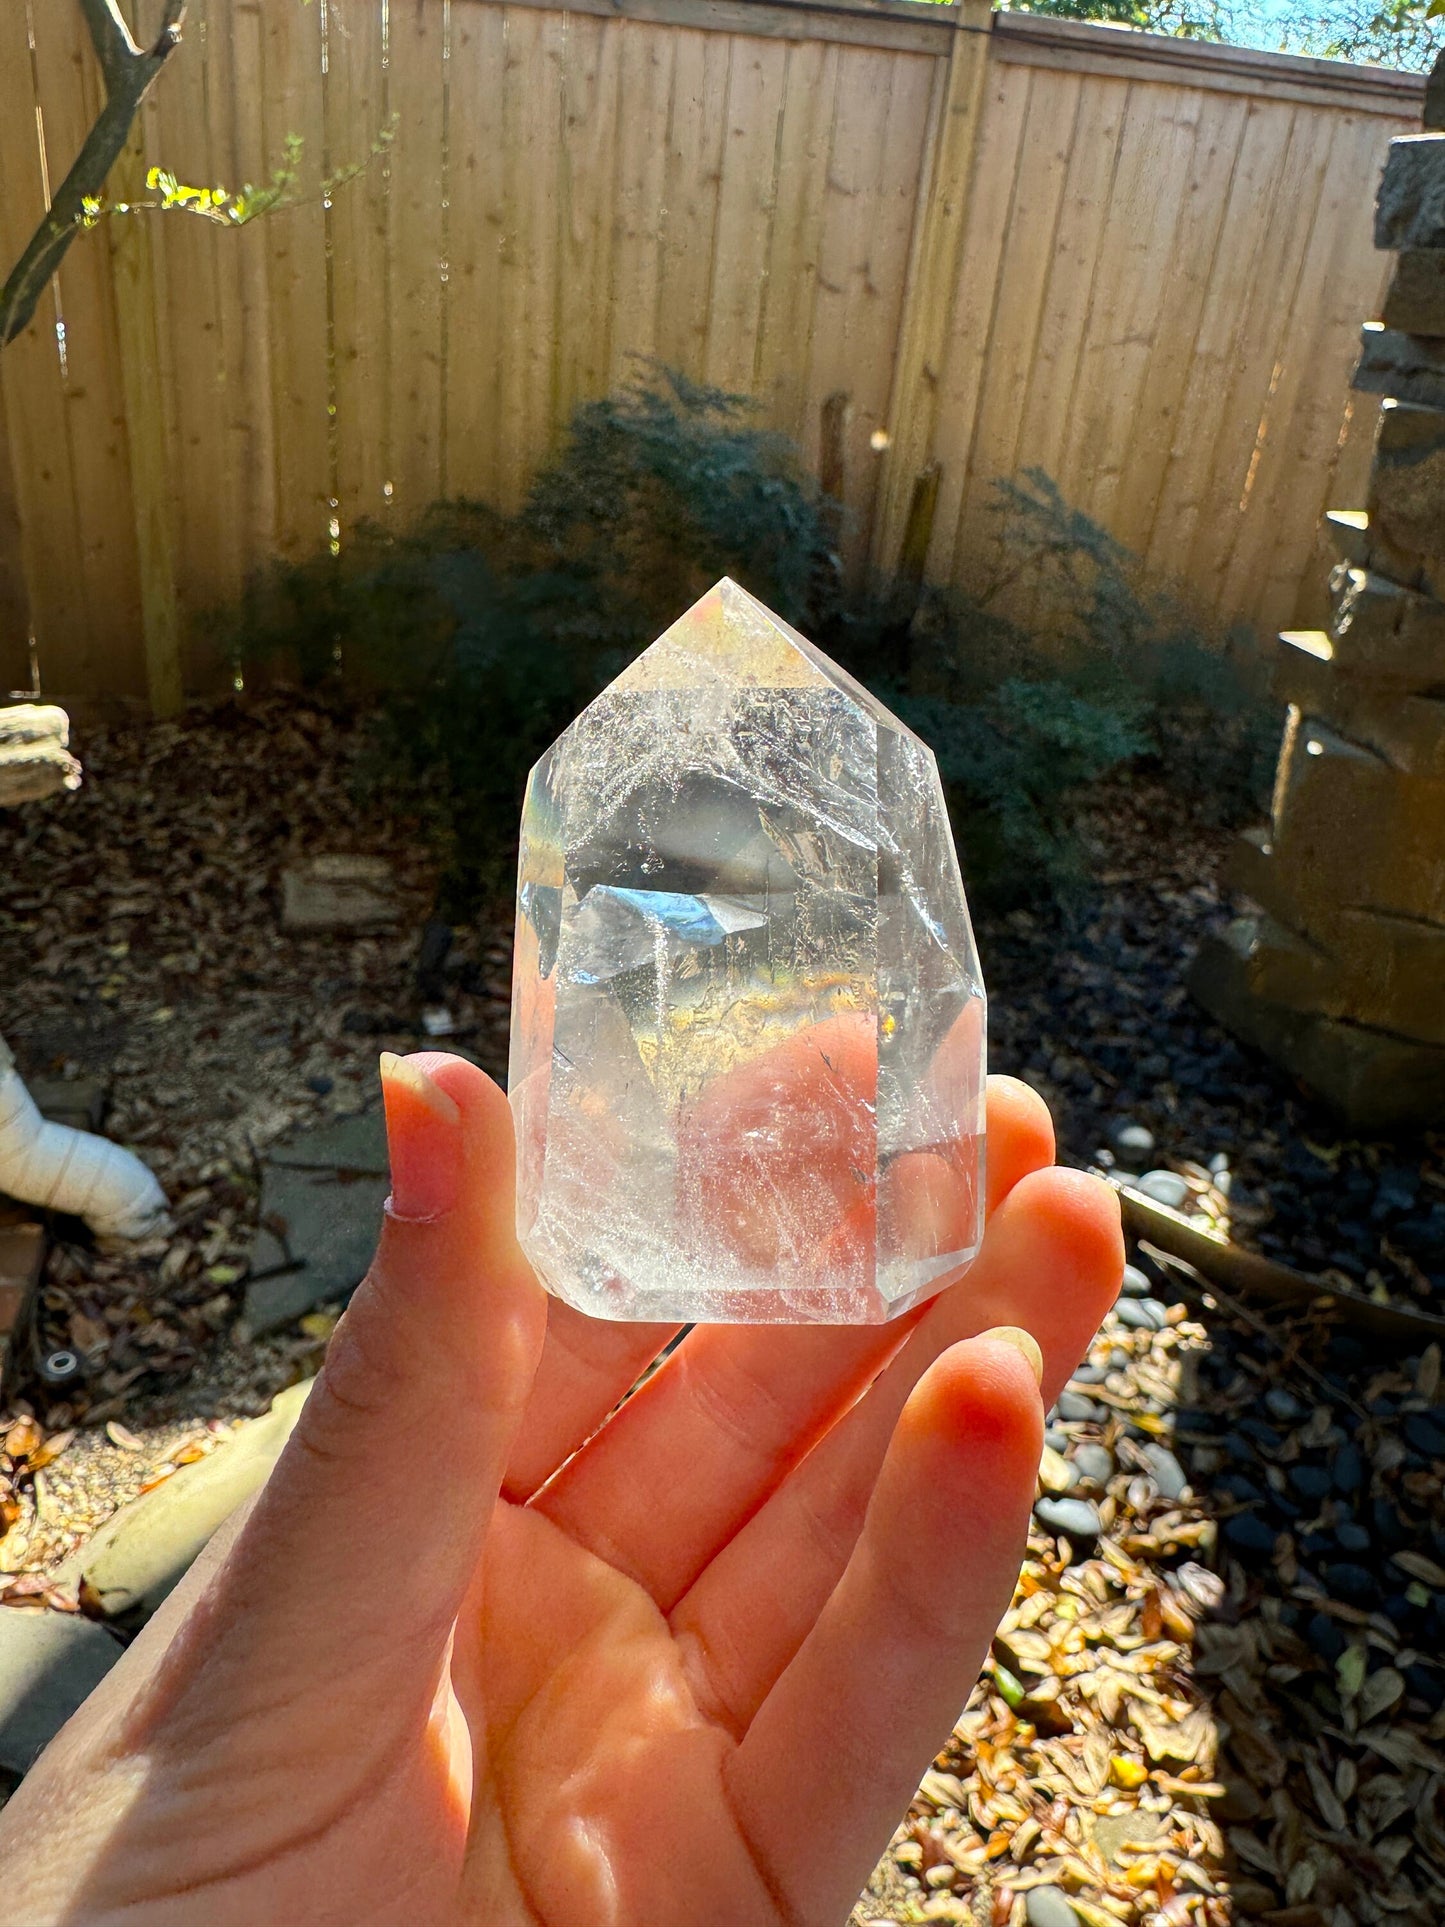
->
[1137,1170,1190,1209]
[1144,1444,1188,1502]
[1034,1496,1102,1543]
[1025,1889,1080,1927]
[1070,1443,1115,1488]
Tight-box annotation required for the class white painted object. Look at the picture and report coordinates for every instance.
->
[0,1036,170,1240]
[0,704,82,808]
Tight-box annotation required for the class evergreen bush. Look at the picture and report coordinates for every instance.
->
[226,373,1276,917]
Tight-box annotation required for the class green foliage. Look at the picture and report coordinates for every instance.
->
[79,118,398,235]
[891,680,1152,905]
[1273,0,1445,67]
[824,469,1277,908]
[984,468,1279,818]
[526,365,838,640]
[227,371,838,916]
[995,0,1445,65]
[995,0,1228,39]
[226,378,1275,920]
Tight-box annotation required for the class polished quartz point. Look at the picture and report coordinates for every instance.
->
[508,578,985,1324]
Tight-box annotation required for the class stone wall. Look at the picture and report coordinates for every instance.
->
[1192,62,1445,1132]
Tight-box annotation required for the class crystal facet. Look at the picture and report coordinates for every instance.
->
[508,578,985,1324]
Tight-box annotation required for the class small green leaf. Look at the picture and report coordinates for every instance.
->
[993,1663,1026,1710]
[1337,1643,1368,1702]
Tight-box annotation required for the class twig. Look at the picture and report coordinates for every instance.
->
[1139,1239,1372,1425]
[0,1,188,348]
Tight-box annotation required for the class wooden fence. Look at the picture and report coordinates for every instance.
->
[0,0,1424,711]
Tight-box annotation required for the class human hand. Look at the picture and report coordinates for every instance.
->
[0,1052,1121,1927]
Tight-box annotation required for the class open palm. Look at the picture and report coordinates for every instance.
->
[0,1054,1120,1927]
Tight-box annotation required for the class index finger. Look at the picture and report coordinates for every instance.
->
[502,1071,1054,1503]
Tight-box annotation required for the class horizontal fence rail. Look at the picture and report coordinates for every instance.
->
[0,0,1423,708]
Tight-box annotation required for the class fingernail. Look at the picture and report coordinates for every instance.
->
[380,1052,463,1221]
[978,1325,1043,1386]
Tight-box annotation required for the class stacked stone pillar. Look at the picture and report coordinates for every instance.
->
[1191,67,1445,1132]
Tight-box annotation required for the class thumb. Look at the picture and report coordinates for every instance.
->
[200,1053,546,1675]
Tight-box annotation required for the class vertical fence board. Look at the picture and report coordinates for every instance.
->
[260,0,331,562]
[387,0,447,521]
[553,15,623,431]
[447,0,508,505]
[137,0,217,603]
[801,46,935,571]
[1055,85,1201,539]
[1010,74,1126,523]
[607,20,673,397]
[873,5,992,577]
[0,4,94,697]
[1141,100,1297,587]
[513,11,567,483]
[753,37,840,445]
[0,381,30,692]
[848,48,938,569]
[328,0,392,537]
[31,7,149,702]
[703,38,788,397]
[1184,106,1336,618]
[1225,112,1395,634]
[654,26,729,383]
[1106,89,1248,558]
[929,59,1031,582]
[492,8,562,507]
[952,66,1081,589]
[208,1,278,610]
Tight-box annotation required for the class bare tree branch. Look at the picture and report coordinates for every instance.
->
[0,2,188,350]
[74,0,142,87]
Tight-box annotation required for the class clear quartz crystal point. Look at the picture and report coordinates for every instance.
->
[508,578,985,1324]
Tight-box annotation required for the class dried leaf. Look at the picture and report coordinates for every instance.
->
[1418,1343,1441,1402]
[1359,1667,1406,1726]
[1336,1644,1368,1703]
[1141,1587,1163,1642]
[1175,1562,1224,1612]
[1229,1827,1279,1876]
[67,1310,109,1355]
[1305,1754,1347,1833]
[1390,1550,1445,1590]
[1038,1446,1072,1496]
[918,1770,968,1811]
[3,1417,42,1462]
[27,1428,75,1471]
[76,1576,108,1621]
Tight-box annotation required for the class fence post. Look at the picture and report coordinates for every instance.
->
[109,117,182,719]
[0,383,32,695]
[871,0,992,584]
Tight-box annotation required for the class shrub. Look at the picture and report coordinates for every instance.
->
[224,380,1275,918]
[982,468,1279,819]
